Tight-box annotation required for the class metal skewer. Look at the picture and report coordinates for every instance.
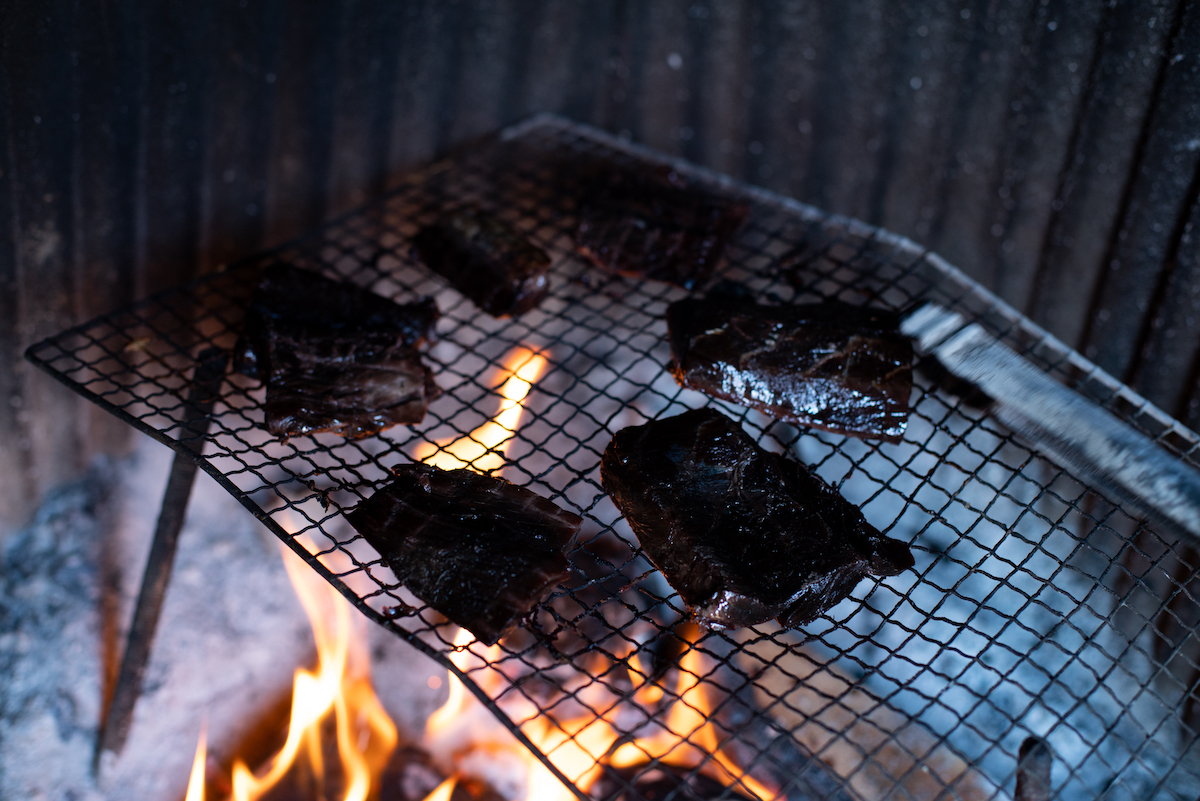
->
[1015,737,1053,801]
[93,347,228,770]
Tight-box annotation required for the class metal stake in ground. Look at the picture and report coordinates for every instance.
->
[93,348,229,770]
[1015,737,1053,801]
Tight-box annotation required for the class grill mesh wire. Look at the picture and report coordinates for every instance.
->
[25,116,1200,800]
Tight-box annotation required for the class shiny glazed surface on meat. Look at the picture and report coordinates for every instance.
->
[236,263,440,440]
[667,293,912,441]
[346,464,583,645]
[601,408,913,629]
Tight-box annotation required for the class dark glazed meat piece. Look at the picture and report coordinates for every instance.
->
[235,263,440,440]
[257,327,440,440]
[574,167,748,289]
[667,293,912,441]
[412,207,552,317]
[346,464,583,645]
[601,408,913,630]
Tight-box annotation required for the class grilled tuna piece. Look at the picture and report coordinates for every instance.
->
[347,464,583,645]
[413,207,552,317]
[666,293,912,442]
[236,263,439,440]
[600,408,913,629]
[574,168,748,290]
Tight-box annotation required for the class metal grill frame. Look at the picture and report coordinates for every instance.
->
[25,114,1200,801]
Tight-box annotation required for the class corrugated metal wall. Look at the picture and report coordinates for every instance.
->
[2,0,1198,533]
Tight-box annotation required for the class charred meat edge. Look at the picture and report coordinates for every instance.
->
[412,207,552,318]
[601,408,913,629]
[235,262,440,440]
[666,293,912,442]
[347,464,583,645]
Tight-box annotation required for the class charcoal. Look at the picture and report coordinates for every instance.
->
[412,207,552,317]
[574,167,748,289]
[346,464,583,645]
[667,293,912,442]
[600,408,913,630]
[594,766,755,801]
[378,746,506,801]
[235,263,440,440]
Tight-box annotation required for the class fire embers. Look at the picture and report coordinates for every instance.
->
[601,408,913,630]
[235,263,440,440]
[347,464,582,646]
[666,292,912,442]
[423,619,851,801]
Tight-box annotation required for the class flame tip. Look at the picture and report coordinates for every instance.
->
[188,531,398,801]
[415,345,548,474]
[422,616,778,801]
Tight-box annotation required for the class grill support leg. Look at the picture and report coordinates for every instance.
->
[93,348,228,770]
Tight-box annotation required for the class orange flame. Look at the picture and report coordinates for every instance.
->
[423,629,779,801]
[424,629,490,739]
[425,777,458,801]
[185,726,207,801]
[184,539,399,801]
[609,643,775,801]
[409,346,777,801]
[184,339,774,801]
[415,347,547,473]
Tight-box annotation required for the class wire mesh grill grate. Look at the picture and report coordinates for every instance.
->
[26,115,1200,801]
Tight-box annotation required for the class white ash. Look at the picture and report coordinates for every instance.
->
[0,435,447,801]
[779,408,1200,801]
